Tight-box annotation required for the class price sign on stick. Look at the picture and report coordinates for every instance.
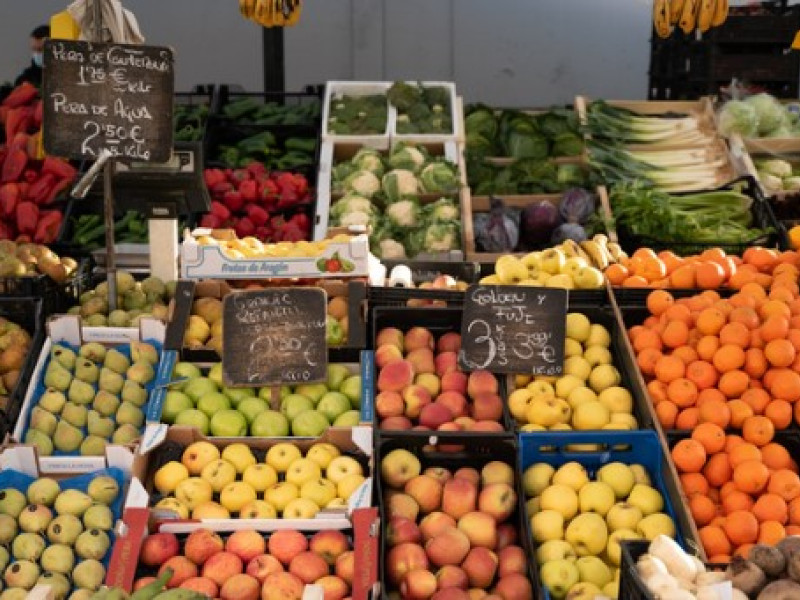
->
[222,288,328,387]
[42,40,174,162]
[458,285,568,375]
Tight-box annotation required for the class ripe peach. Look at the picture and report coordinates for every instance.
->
[378,360,415,393]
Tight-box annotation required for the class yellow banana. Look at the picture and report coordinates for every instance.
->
[711,0,728,27]
[284,0,302,26]
[239,0,256,19]
[580,240,610,270]
[670,0,686,24]
[653,0,673,38]
[254,0,273,26]
[607,243,628,263]
[271,0,285,26]
[697,0,717,33]
[679,0,700,34]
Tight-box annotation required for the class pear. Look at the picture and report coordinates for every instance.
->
[72,559,105,591]
[98,368,123,395]
[111,424,139,445]
[73,359,99,384]
[126,362,154,385]
[46,514,83,545]
[86,411,114,438]
[61,403,88,428]
[0,489,27,518]
[79,436,106,457]
[0,514,16,545]
[67,379,95,406]
[53,421,83,453]
[87,476,119,505]
[141,276,165,298]
[24,430,54,456]
[130,341,159,365]
[50,345,76,370]
[54,490,92,517]
[123,289,147,311]
[91,390,119,417]
[106,310,129,328]
[18,505,52,534]
[78,343,106,364]
[115,271,136,294]
[74,529,110,560]
[103,349,129,374]
[37,572,70,600]
[84,315,106,327]
[44,363,72,392]
[5,559,40,589]
[115,401,143,428]
[121,380,147,407]
[11,532,45,561]
[40,544,74,575]
[27,478,60,506]
[38,389,66,414]
[0,545,8,573]
[82,505,112,531]
[29,406,57,436]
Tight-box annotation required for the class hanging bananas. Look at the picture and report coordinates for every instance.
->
[655,0,728,38]
[240,0,302,27]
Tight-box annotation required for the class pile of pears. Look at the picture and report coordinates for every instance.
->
[0,475,120,600]
[0,317,33,417]
[0,241,79,283]
[66,271,176,328]
[24,340,161,456]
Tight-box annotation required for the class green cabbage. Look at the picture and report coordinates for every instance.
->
[420,162,458,193]
[746,93,789,136]
[382,169,419,202]
[718,100,759,137]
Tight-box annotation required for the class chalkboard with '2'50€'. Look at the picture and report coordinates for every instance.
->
[42,39,174,162]
[458,285,568,375]
[222,288,328,387]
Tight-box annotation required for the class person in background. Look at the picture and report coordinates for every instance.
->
[15,25,50,87]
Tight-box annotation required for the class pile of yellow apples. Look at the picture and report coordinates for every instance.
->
[194,233,356,259]
[509,313,638,432]
[524,460,677,599]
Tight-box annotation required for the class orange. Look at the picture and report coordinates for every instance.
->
[769,369,800,402]
[713,344,746,373]
[672,345,699,365]
[670,264,697,288]
[698,387,727,406]
[770,286,797,302]
[622,275,650,288]
[655,400,678,428]
[729,306,761,330]
[734,544,756,559]
[721,481,738,499]
[692,422,726,454]
[761,315,791,342]
[725,434,746,453]
[733,459,770,494]
[720,322,751,348]
[648,380,669,404]
[675,407,700,429]
[701,248,728,263]
[718,370,750,399]
[605,263,629,286]
[646,289,674,316]
[740,281,769,301]
[724,510,759,546]
[690,494,717,527]
[765,399,793,429]
[768,469,800,502]
[697,398,730,428]
[671,438,707,473]
[788,329,800,353]
[760,300,792,321]
[696,261,726,289]
[758,520,786,545]
[699,525,732,558]
[697,335,721,361]
[636,347,662,376]
[704,452,733,488]
[681,472,710,497]
[761,442,794,471]
[753,493,789,524]
[665,304,693,326]
[668,378,699,409]
[728,399,755,429]
[742,415,775,447]
[662,320,690,349]
[729,442,762,468]
[633,247,658,261]
[686,360,719,391]
[744,348,768,380]
[641,258,667,282]
[658,250,683,274]
[632,329,662,353]
[729,268,756,289]
[789,497,800,525]
[787,525,800,535]
[743,247,779,273]
[654,355,686,384]
[723,490,754,514]
[765,339,797,368]
[696,308,727,336]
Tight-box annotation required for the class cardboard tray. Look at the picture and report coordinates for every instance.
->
[322,82,392,148]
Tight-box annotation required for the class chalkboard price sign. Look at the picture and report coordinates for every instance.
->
[222,288,328,387]
[42,40,174,162]
[458,285,567,375]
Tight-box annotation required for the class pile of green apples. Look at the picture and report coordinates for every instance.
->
[0,474,121,600]
[162,363,362,437]
[24,341,160,456]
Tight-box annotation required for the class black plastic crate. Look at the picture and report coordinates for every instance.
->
[375,434,536,600]
[368,261,481,309]
[0,256,90,317]
[380,260,482,285]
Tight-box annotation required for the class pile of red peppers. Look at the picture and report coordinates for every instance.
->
[0,82,78,244]
[201,161,313,242]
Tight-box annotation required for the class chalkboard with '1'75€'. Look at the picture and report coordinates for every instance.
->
[222,288,328,387]
[42,39,174,163]
[458,285,568,375]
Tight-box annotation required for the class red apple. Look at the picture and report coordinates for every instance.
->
[309,530,349,565]
[381,416,413,430]
[220,573,260,600]
[461,548,498,589]
[376,391,405,419]
[159,556,198,588]
[387,542,430,584]
[437,333,461,354]
[441,372,468,395]
[268,530,309,566]
[335,550,354,585]
[376,327,404,352]
[425,528,470,567]
[387,516,422,546]
[419,402,454,430]
[401,569,437,600]
[180,577,219,597]
[405,327,434,352]
[458,511,498,549]
[436,391,468,418]
[419,512,457,542]
[184,529,225,566]
[435,352,459,377]
[246,554,284,583]
[140,532,180,566]
[497,546,527,578]
[202,551,243,587]
[441,477,477,519]
[315,575,349,600]
[493,573,533,600]
[226,530,267,563]
[495,524,517,550]
[478,483,517,523]
[261,572,304,600]
[436,565,469,590]
[289,550,329,584]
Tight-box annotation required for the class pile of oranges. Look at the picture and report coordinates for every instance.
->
[606,246,799,289]
[671,423,800,561]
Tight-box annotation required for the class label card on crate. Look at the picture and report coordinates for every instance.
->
[222,288,327,386]
[458,285,567,375]
[42,40,174,162]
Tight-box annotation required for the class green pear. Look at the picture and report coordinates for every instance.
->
[130,341,159,365]
[73,359,99,384]
[38,389,67,414]
[112,424,139,445]
[91,391,119,417]
[98,368,123,395]
[126,362,154,385]
[40,544,74,575]
[24,430,53,456]
[53,490,92,517]
[74,529,110,560]
[72,559,105,591]
[11,532,45,561]
[78,343,106,364]
[46,514,83,545]
[27,479,60,506]
[115,271,136,294]
[79,437,106,457]
[37,572,70,600]
[107,310,129,328]
[18,505,53,534]
[44,363,72,392]
[61,403,88,428]
[121,380,147,407]
[103,348,130,374]
[0,514,16,545]
[87,477,118,506]
[5,559,40,588]
[67,379,95,405]
[29,407,57,436]
[0,489,27,518]
[123,289,147,311]
[50,345,76,370]
[82,505,112,531]
[86,411,114,438]
[52,421,83,453]
[0,545,8,573]
[84,314,107,327]
[115,401,143,428]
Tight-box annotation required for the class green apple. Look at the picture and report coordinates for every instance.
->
[281,394,314,422]
[196,392,231,418]
[207,363,223,387]
[294,384,328,405]
[237,397,269,424]
[183,377,218,402]
[339,376,361,408]
[175,409,210,434]
[250,410,290,437]
[209,410,247,436]
[222,386,255,407]
[172,363,202,390]
[540,559,579,599]
[291,409,330,437]
[316,392,351,423]
[333,410,360,426]
[161,391,193,424]
[327,364,351,391]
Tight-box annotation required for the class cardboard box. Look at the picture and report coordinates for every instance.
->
[11,315,171,474]
[180,229,370,279]
[106,506,379,600]
[132,425,373,529]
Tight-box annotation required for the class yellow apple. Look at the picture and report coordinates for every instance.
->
[566,313,591,343]
[535,539,576,565]
[283,497,320,519]
[181,441,220,475]
[573,401,611,430]
[242,463,279,492]
[520,423,547,432]
[526,497,540,518]
[523,463,554,497]
[527,379,556,398]
[521,251,542,273]
[154,461,189,494]
[555,375,585,400]
[508,389,534,422]
[565,582,603,599]
[285,458,322,488]
[328,456,364,484]
[301,478,337,508]
[539,248,566,275]
[265,482,300,512]
[495,256,528,284]
[567,387,598,411]
[606,528,641,566]
[588,365,621,393]
[627,484,664,516]
[575,556,612,588]
[629,465,651,486]
[606,502,643,532]
[552,462,589,492]
[597,387,633,415]
[192,501,231,519]
[578,481,616,516]
[220,481,257,513]
[155,497,189,519]
[545,274,575,289]
[597,462,635,499]
[564,356,592,381]
[565,512,608,556]
[564,338,584,358]
[221,443,257,473]
[307,443,341,469]
[531,509,565,543]
[603,579,619,599]
[583,345,613,368]
[337,473,366,501]
[175,477,214,511]
[540,484,579,520]
[610,413,638,429]
[526,396,571,427]
[540,559,579,598]
[266,443,302,473]
[200,459,238,493]
[239,499,278,519]
[551,423,573,431]
[636,512,676,540]
[574,266,605,290]
[586,324,611,348]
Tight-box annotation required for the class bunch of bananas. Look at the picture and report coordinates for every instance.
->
[654,0,729,38]
[239,0,301,27]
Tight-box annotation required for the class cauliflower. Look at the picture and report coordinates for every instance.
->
[385,198,421,229]
[339,211,374,229]
[425,198,460,222]
[330,194,376,221]
[759,159,792,178]
[420,162,458,193]
[784,176,800,191]
[423,222,460,253]
[343,170,381,198]
[388,144,427,172]
[352,148,385,176]
[382,169,419,202]
[377,239,407,259]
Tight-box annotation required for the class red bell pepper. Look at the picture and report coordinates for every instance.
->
[228,168,250,184]
[0,106,8,124]
[246,161,268,177]
[290,212,311,231]
[42,156,77,181]
[4,109,24,143]
[26,173,56,204]
[245,204,269,227]
[234,217,256,239]
[239,179,257,203]
[222,190,244,213]
[276,222,307,242]
[203,168,226,189]
[2,82,38,109]
[0,183,20,218]
[8,133,29,154]
[15,201,38,235]
[199,214,222,229]
[209,200,231,223]
[211,181,233,198]
[33,100,43,129]
[23,169,38,184]
[1,149,27,184]
[44,177,73,204]
[33,210,62,244]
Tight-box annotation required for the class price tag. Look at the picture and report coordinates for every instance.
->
[458,285,567,375]
[42,40,174,162]
[222,288,327,386]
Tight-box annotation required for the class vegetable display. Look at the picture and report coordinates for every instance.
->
[584,101,713,146]
[219,95,320,127]
[717,93,800,139]
[388,81,453,134]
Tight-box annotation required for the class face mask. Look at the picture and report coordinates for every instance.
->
[32,52,43,67]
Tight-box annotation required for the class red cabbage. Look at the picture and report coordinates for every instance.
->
[520,200,562,247]
[559,188,596,223]
[551,222,588,244]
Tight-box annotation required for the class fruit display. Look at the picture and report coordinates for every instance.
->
[0,469,123,598]
[18,340,162,456]
[150,438,368,520]
[671,427,800,561]
[629,282,800,431]
[374,326,507,433]
[162,362,361,437]
[66,272,175,328]
[0,241,79,283]
[508,311,640,432]
[477,238,614,290]
[379,441,535,599]
[132,526,362,600]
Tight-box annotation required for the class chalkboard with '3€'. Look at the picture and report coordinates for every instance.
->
[222,287,328,387]
[42,40,174,162]
[458,285,567,375]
